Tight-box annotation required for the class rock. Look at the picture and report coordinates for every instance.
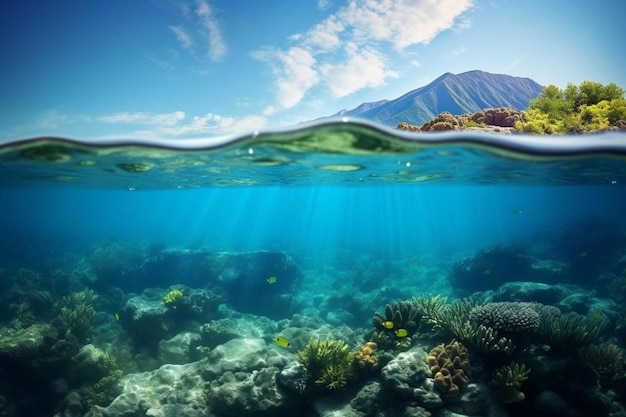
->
[350,381,382,415]
[203,339,299,416]
[277,362,307,393]
[533,390,568,414]
[0,323,57,359]
[158,331,201,364]
[85,361,208,417]
[489,281,571,305]
[211,251,303,319]
[380,347,443,409]
[459,383,491,415]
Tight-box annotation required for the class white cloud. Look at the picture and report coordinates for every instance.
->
[98,111,186,126]
[253,0,474,111]
[321,44,398,97]
[318,0,332,10]
[98,111,265,137]
[451,47,466,56]
[195,0,227,61]
[169,25,193,49]
[169,0,226,62]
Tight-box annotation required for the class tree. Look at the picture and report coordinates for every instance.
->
[517,80,626,134]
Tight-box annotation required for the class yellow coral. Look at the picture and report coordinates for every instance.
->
[355,342,378,370]
[163,289,184,305]
[428,340,471,398]
[298,339,355,390]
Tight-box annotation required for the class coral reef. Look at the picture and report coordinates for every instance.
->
[298,339,355,390]
[354,341,378,371]
[538,310,609,350]
[469,301,541,333]
[580,343,624,385]
[491,361,531,404]
[59,289,98,342]
[427,340,472,398]
[162,288,184,305]
[372,299,422,338]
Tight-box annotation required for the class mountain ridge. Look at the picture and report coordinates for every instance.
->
[325,70,543,127]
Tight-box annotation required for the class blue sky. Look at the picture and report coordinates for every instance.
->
[1,0,624,140]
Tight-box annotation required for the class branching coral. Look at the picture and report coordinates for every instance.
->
[538,310,608,350]
[414,297,515,354]
[163,288,185,305]
[60,289,98,342]
[491,361,530,404]
[580,343,624,385]
[427,340,472,398]
[298,340,355,390]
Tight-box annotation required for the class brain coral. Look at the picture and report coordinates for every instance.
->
[469,302,540,333]
[427,340,471,398]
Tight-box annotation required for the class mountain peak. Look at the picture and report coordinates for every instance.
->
[329,70,543,126]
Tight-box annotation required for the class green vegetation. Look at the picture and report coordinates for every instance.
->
[516,81,626,134]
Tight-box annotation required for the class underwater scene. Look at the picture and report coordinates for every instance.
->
[1,120,626,417]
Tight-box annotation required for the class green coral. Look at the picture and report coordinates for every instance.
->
[163,288,185,305]
[298,340,355,390]
[538,310,608,350]
[60,289,98,342]
[414,296,515,354]
[491,361,531,404]
[580,343,624,385]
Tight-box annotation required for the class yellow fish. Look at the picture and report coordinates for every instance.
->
[266,276,278,284]
[591,311,603,319]
[273,336,290,347]
[114,313,120,321]
[382,320,394,329]
[481,269,492,275]
[395,328,408,338]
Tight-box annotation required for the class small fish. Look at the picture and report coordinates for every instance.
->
[512,209,523,215]
[578,251,588,258]
[591,311,603,319]
[481,269,492,275]
[382,320,394,329]
[394,328,408,338]
[273,336,290,347]
[266,276,278,284]
[114,313,120,321]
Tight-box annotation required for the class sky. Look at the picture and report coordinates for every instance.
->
[0,0,624,140]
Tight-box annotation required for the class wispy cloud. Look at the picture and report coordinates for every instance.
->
[170,0,226,62]
[253,0,474,113]
[98,111,265,137]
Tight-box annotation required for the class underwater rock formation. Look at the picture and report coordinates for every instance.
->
[380,346,442,409]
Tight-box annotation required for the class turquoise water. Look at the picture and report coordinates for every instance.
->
[1,120,626,416]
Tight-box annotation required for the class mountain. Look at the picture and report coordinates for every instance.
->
[327,70,543,127]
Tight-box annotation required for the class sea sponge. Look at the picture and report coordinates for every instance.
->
[355,342,378,370]
[427,340,471,398]
[491,361,530,404]
[298,340,355,390]
[163,289,184,305]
